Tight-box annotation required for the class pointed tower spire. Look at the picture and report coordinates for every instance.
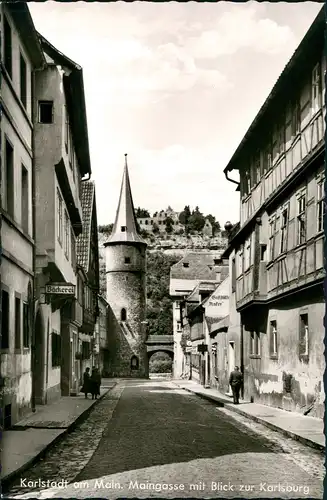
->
[106,155,147,245]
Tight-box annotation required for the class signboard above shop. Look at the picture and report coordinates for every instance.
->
[45,283,75,295]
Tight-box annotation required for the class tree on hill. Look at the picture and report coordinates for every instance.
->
[146,251,180,336]
[188,206,205,232]
[206,214,221,235]
[164,216,174,234]
[99,223,113,234]
[136,207,150,218]
[178,205,191,226]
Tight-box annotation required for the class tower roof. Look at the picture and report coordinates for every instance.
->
[105,155,147,246]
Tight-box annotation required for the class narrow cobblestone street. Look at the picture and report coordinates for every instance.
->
[6,380,324,499]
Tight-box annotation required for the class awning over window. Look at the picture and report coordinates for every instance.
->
[209,314,229,336]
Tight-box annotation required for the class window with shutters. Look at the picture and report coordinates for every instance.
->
[1,289,10,349]
[269,320,278,358]
[4,15,12,78]
[280,205,289,254]
[23,303,30,348]
[299,313,309,361]
[297,190,306,245]
[317,175,325,233]
[5,138,14,218]
[15,297,21,349]
[20,53,27,109]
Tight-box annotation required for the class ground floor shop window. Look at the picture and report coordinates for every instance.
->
[52,332,61,367]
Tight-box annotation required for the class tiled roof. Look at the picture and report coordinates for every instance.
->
[170,252,228,280]
[77,181,95,271]
[105,155,146,246]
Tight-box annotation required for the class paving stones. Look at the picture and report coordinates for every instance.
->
[7,383,125,498]
[217,406,325,481]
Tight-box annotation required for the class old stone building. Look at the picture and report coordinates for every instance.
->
[33,35,92,402]
[0,3,45,427]
[222,8,325,418]
[178,261,229,384]
[104,155,148,378]
[75,181,100,392]
[169,252,228,379]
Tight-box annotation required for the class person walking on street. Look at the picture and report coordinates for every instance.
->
[90,367,101,400]
[229,366,243,404]
[81,367,91,399]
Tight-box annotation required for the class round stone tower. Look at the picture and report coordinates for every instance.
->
[104,155,148,378]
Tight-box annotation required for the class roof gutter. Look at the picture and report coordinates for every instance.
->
[82,173,91,182]
[224,169,239,187]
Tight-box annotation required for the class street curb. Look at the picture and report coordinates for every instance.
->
[176,384,325,453]
[1,384,116,494]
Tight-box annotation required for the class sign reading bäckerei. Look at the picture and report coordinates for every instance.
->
[45,283,75,295]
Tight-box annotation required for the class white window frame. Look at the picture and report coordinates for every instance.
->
[270,320,278,357]
[299,313,309,357]
[250,331,260,356]
[296,189,306,245]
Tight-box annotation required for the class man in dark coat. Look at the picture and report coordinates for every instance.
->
[229,366,243,404]
[81,367,91,399]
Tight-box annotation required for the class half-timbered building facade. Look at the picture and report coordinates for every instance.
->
[222,8,325,418]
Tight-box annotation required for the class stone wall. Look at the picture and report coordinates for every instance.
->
[106,243,148,378]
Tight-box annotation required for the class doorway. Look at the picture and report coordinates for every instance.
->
[34,309,45,404]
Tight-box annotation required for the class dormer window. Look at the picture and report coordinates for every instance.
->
[121,226,127,232]
[183,262,189,268]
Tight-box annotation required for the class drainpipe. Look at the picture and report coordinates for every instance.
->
[224,169,240,187]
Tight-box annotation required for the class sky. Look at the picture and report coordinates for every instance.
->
[29,1,322,227]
